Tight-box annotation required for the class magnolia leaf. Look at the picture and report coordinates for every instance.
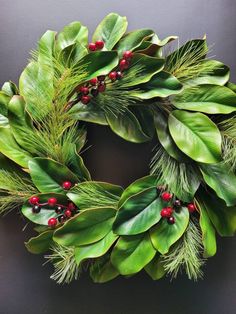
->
[75,231,118,265]
[90,255,119,283]
[131,71,183,99]
[53,207,116,246]
[226,82,236,92]
[113,187,165,235]
[22,193,68,225]
[111,233,156,275]
[197,198,217,257]
[92,13,128,50]
[25,230,54,254]
[168,110,222,163]
[173,85,236,114]
[56,21,88,51]
[150,207,189,254]
[144,254,166,280]
[129,105,155,139]
[0,91,10,116]
[67,147,91,181]
[29,158,78,194]
[59,42,88,67]
[1,81,18,97]
[200,163,236,206]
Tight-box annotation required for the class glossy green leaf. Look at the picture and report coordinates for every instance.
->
[129,105,155,139]
[90,255,119,283]
[59,42,88,67]
[106,109,152,143]
[168,110,222,163]
[0,127,32,168]
[200,163,236,206]
[0,115,8,127]
[25,230,54,254]
[198,190,236,236]
[111,233,156,275]
[144,254,166,280]
[150,207,189,254]
[29,158,78,194]
[0,92,10,116]
[75,231,118,265]
[131,71,183,99]
[1,81,18,97]
[113,187,165,235]
[53,207,116,246]
[115,29,154,56]
[92,13,128,50]
[56,21,88,51]
[173,85,236,114]
[226,82,236,92]
[67,147,91,181]
[22,193,67,225]
[197,197,217,257]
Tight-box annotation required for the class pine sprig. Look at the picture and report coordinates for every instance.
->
[162,217,205,280]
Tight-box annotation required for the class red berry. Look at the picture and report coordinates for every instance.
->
[80,86,89,95]
[90,78,98,85]
[109,71,117,81]
[116,71,123,80]
[98,82,106,92]
[119,59,130,70]
[161,207,173,218]
[48,217,57,227]
[88,43,96,51]
[167,216,175,225]
[123,50,133,60]
[187,203,196,213]
[97,75,106,81]
[67,202,77,211]
[65,209,72,218]
[161,192,172,202]
[95,40,104,49]
[62,181,72,190]
[29,196,40,205]
[81,95,91,104]
[91,88,99,97]
[48,197,57,207]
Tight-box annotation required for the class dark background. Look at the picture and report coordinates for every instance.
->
[0,0,236,313]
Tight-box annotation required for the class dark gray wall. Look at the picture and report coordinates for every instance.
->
[0,1,236,313]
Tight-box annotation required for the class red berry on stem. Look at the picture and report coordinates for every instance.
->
[29,196,40,205]
[187,203,196,213]
[109,71,117,81]
[123,50,133,60]
[98,75,106,81]
[80,86,89,95]
[95,40,104,49]
[90,78,98,86]
[116,71,123,80]
[65,209,72,218]
[167,216,175,225]
[174,199,181,207]
[119,59,129,70]
[91,88,99,97]
[81,95,91,104]
[98,82,106,92]
[48,217,57,227]
[161,207,173,218]
[32,205,41,214]
[88,43,96,51]
[58,215,66,223]
[48,197,57,207]
[161,192,172,202]
[62,181,72,190]
[67,202,77,212]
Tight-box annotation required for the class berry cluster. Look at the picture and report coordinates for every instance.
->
[158,189,197,225]
[88,40,105,51]
[72,47,134,106]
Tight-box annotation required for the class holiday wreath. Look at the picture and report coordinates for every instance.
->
[0,13,236,283]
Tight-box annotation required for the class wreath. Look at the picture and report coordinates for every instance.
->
[0,13,236,284]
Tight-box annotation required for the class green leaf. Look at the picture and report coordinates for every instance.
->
[168,110,222,163]
[173,85,236,114]
[226,82,236,92]
[25,230,54,254]
[144,254,166,280]
[56,21,88,51]
[0,127,32,168]
[53,207,116,246]
[106,109,152,143]
[90,255,119,283]
[59,42,88,67]
[29,157,78,194]
[22,193,68,225]
[199,163,236,206]
[131,71,183,99]
[150,207,189,254]
[115,29,154,56]
[185,60,230,86]
[75,231,118,265]
[69,101,108,125]
[111,233,156,275]
[67,147,91,181]
[92,13,128,50]
[123,53,165,87]
[113,187,165,235]
[197,197,217,257]
[197,190,236,236]
[1,81,18,97]
[0,91,10,116]
[129,105,155,139]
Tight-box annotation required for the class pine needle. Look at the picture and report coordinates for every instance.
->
[162,218,205,281]
[45,244,81,284]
